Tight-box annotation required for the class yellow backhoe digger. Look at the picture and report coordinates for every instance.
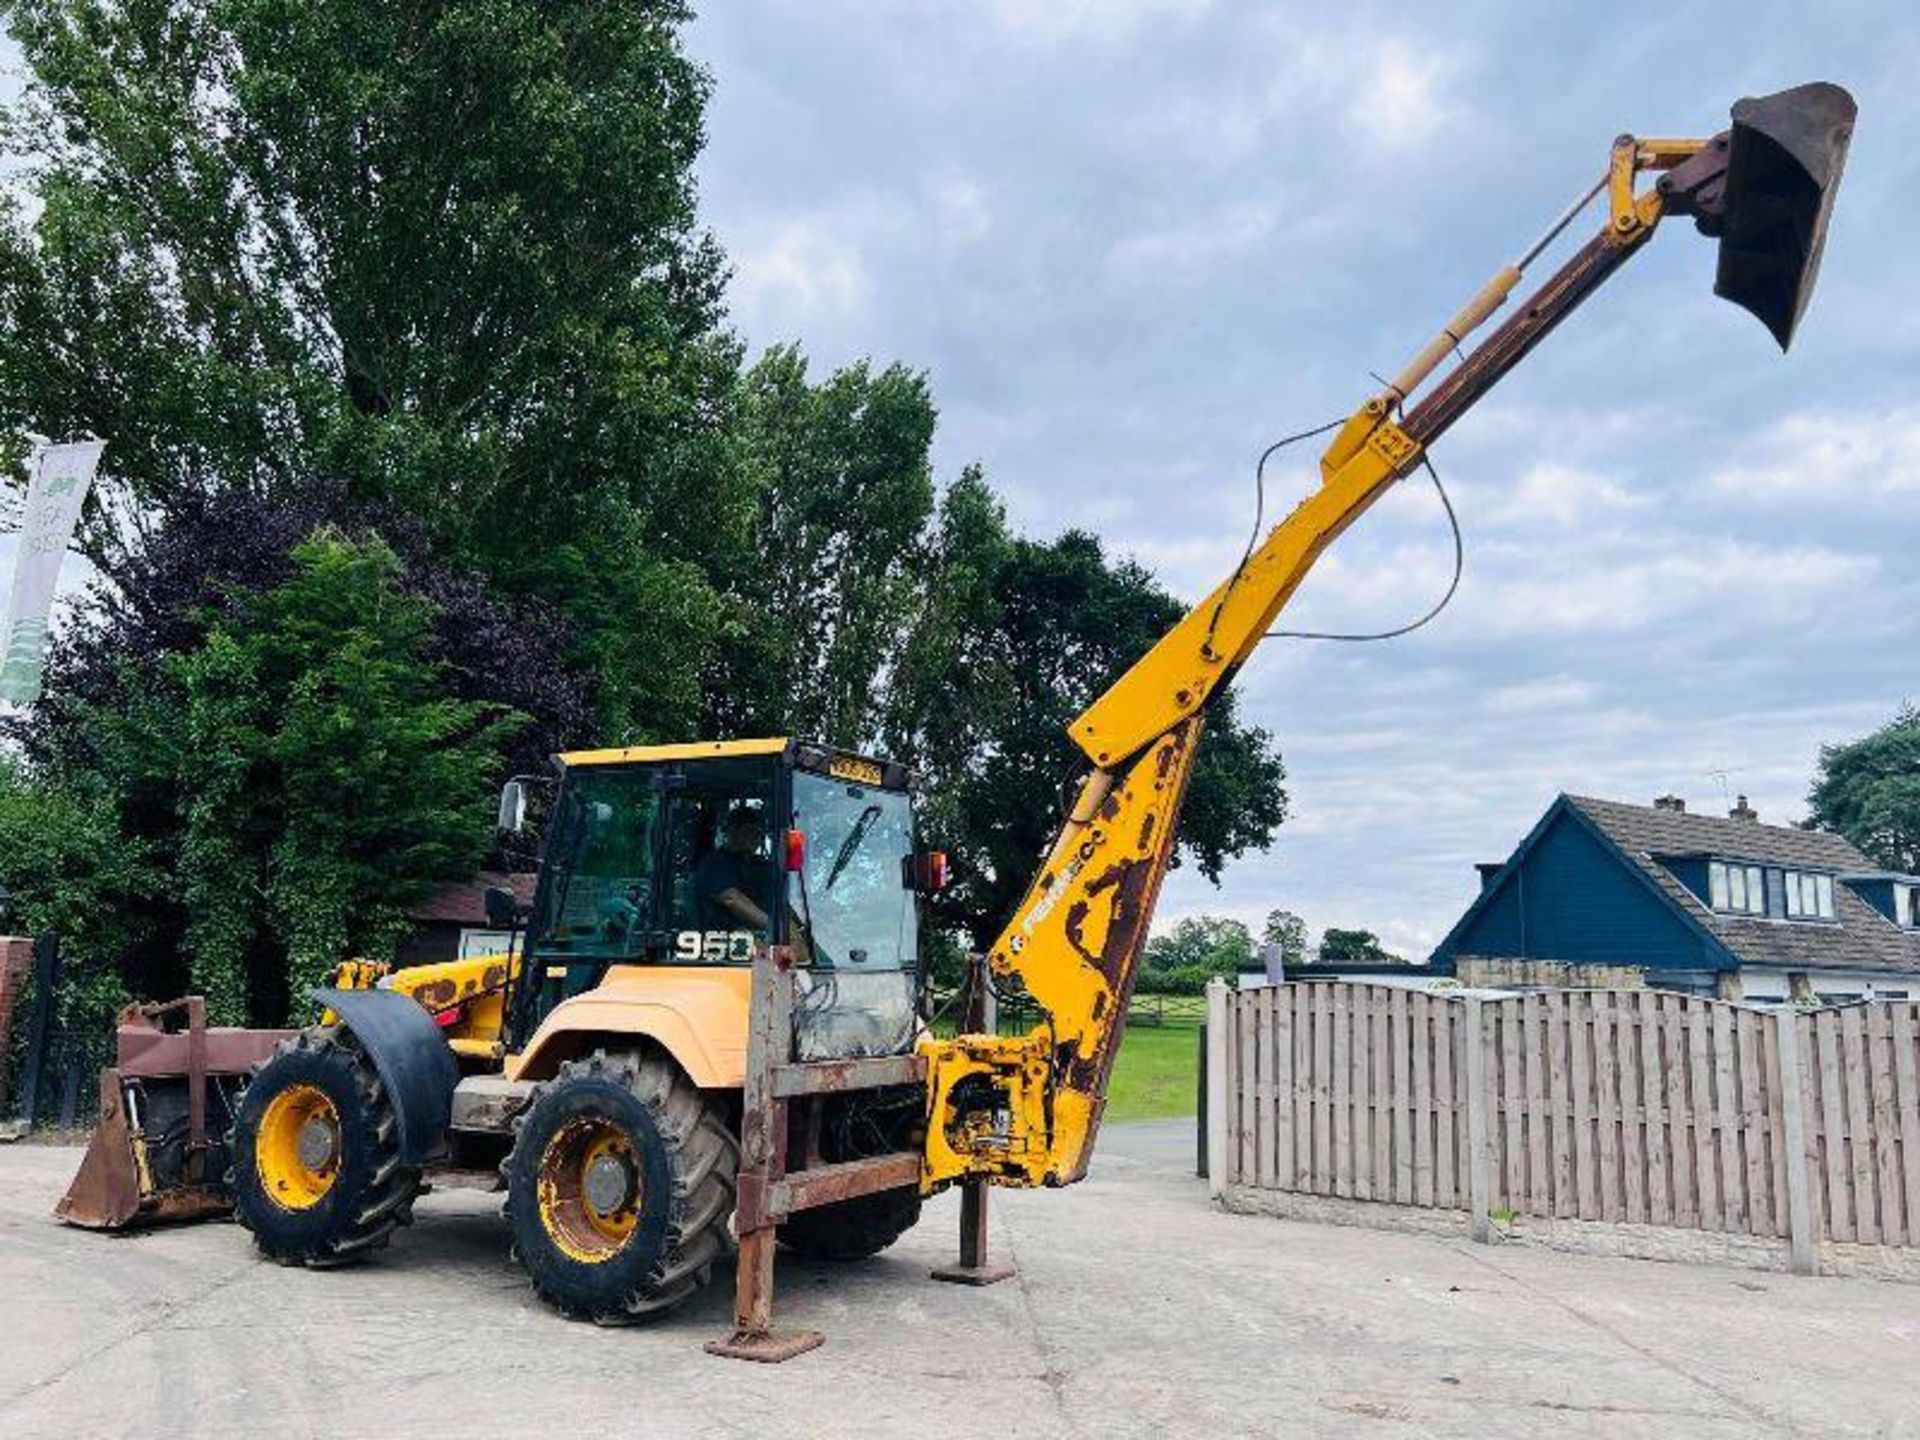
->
[59,81,1856,1350]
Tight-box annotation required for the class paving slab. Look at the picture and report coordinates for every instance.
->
[1,1121,1914,1437]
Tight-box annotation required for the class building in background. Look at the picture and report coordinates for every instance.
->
[1430,793,1920,1003]
[396,871,535,968]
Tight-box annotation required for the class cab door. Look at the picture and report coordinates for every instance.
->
[655,756,784,965]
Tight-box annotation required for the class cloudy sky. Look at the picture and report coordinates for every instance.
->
[684,1,1920,958]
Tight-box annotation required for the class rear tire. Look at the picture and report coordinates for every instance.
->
[230,1028,421,1266]
[778,1186,922,1261]
[504,1051,737,1323]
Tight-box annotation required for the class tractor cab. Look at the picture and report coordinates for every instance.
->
[506,738,934,1060]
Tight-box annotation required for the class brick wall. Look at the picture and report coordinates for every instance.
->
[0,936,37,1111]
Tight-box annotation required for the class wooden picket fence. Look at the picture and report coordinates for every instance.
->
[1204,981,1920,1269]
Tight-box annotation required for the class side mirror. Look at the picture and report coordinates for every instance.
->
[496,779,528,834]
[483,885,521,930]
[902,850,951,894]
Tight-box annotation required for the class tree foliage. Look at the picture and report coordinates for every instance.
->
[8,532,517,1024]
[179,532,519,1021]
[0,759,150,1020]
[1262,908,1307,967]
[1139,914,1254,995]
[710,346,937,744]
[1809,706,1920,873]
[0,1,1294,1015]
[888,471,1289,949]
[0,0,747,744]
[1316,928,1401,965]
[13,487,592,778]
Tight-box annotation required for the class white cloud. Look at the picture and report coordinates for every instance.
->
[1708,408,1920,501]
[930,178,993,242]
[1486,675,1595,712]
[975,0,1212,47]
[1462,539,1876,638]
[1487,461,1646,528]
[1104,201,1277,285]
[1126,27,1464,163]
[727,211,873,334]
[1347,38,1454,151]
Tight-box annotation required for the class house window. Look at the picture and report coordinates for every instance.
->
[1895,883,1920,928]
[1709,860,1766,916]
[1781,870,1835,921]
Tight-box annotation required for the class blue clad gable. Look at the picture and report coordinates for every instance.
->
[1436,801,1724,971]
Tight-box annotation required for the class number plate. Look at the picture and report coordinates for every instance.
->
[828,755,885,786]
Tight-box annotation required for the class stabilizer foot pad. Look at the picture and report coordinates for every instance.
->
[704,1329,825,1363]
[930,1262,1017,1286]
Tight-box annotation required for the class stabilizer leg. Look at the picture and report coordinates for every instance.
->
[930,1176,1015,1286]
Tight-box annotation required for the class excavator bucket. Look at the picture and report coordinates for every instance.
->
[54,999,288,1230]
[1710,81,1857,350]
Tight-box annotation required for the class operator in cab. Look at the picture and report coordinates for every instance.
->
[694,804,776,935]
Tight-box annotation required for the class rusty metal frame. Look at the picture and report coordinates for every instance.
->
[706,946,929,1363]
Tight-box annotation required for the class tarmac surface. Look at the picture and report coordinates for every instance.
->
[2,1120,1915,1438]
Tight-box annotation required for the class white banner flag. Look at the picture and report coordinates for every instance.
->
[0,439,106,704]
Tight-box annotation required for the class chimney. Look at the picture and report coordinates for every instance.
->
[1475,862,1503,893]
[1730,794,1758,822]
[1653,794,1686,813]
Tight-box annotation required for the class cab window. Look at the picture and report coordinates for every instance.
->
[660,761,778,962]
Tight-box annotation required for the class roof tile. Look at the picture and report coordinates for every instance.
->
[1567,796,1920,976]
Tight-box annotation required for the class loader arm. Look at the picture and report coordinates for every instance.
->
[920,83,1855,1191]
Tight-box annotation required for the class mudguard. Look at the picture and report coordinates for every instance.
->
[312,987,459,1167]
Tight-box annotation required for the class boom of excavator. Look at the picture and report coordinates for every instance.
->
[916,80,1856,1191]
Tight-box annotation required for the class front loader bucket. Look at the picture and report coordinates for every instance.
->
[54,1070,148,1230]
[54,998,289,1231]
[1713,81,1856,350]
[53,1068,233,1229]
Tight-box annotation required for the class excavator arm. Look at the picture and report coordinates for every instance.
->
[920,83,1855,1191]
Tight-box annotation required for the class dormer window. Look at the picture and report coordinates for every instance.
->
[1704,860,1835,920]
[1895,882,1920,928]
[1782,870,1835,920]
[1708,860,1765,915]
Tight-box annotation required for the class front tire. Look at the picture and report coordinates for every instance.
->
[230,1028,421,1265]
[504,1051,737,1324]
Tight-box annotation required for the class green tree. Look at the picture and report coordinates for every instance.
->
[888,471,1289,950]
[710,346,937,745]
[50,532,517,1023]
[0,0,746,742]
[1262,908,1308,967]
[1808,706,1920,873]
[0,761,153,1023]
[1316,928,1401,965]
[1143,915,1255,979]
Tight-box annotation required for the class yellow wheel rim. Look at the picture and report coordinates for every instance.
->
[255,1082,342,1211]
[537,1117,641,1264]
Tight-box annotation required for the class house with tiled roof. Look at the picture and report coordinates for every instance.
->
[1430,793,1920,1003]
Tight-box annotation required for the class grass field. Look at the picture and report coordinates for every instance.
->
[1104,1021,1200,1122]
[928,993,1203,1124]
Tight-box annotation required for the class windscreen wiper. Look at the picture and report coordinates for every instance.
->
[824,805,882,891]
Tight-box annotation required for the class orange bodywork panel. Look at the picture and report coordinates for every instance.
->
[506,965,753,1087]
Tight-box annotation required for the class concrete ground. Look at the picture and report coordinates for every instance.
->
[2,1122,1915,1439]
